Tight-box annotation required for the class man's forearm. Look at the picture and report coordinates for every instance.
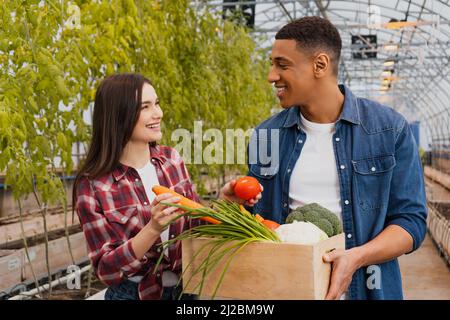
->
[352,224,414,268]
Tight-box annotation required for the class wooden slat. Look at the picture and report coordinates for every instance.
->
[0,232,88,293]
[424,166,450,191]
[0,249,24,292]
[312,233,345,299]
[0,212,80,247]
[427,206,450,261]
[0,250,15,258]
[182,234,345,300]
[22,232,88,281]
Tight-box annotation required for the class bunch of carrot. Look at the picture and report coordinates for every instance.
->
[152,185,280,229]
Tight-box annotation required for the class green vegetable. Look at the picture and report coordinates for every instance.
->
[314,219,334,237]
[285,203,343,236]
[285,211,304,224]
[154,200,280,299]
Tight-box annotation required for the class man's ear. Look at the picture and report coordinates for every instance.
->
[313,53,330,78]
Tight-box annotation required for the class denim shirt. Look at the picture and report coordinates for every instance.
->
[247,84,427,300]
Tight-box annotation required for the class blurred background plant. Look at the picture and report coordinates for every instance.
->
[0,0,275,298]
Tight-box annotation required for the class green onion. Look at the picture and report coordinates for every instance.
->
[153,200,280,299]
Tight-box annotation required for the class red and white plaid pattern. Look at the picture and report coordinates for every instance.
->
[76,145,201,300]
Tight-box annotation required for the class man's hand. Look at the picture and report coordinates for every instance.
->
[322,247,364,300]
[219,179,263,207]
[321,225,414,299]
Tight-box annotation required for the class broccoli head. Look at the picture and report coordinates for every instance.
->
[285,203,343,236]
[285,209,304,224]
[313,219,334,237]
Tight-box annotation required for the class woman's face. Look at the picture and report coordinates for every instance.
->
[130,83,163,143]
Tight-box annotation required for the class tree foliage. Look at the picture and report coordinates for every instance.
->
[0,0,275,203]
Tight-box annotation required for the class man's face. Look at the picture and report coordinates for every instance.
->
[268,39,315,108]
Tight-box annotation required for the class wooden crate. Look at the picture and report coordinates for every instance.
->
[182,233,345,300]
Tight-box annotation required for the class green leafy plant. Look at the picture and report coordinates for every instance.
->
[0,0,275,298]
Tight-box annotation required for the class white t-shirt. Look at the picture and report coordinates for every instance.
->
[135,160,178,287]
[289,112,342,221]
[135,160,166,241]
[288,113,345,299]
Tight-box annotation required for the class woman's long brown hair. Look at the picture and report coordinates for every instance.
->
[72,73,152,211]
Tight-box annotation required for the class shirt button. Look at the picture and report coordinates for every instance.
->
[152,159,156,163]
[157,248,161,253]
[121,217,127,223]
[371,167,376,172]
[287,168,291,173]
[340,165,346,170]
[135,178,139,182]
[143,201,148,205]
[335,137,340,142]
[283,203,287,208]
[298,139,303,144]
[344,200,350,205]
[157,273,161,277]
[170,234,175,239]
[347,233,352,239]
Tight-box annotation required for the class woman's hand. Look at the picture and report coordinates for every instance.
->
[322,247,364,300]
[132,193,184,260]
[219,179,263,207]
[148,193,184,233]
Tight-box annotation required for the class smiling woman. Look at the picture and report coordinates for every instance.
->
[72,73,263,300]
[72,73,197,300]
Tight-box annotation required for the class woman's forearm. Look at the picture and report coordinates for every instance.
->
[131,224,161,260]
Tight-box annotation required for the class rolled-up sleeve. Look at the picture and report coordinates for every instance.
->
[76,178,147,285]
[385,119,428,252]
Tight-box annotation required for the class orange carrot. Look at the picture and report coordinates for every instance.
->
[151,185,220,224]
[252,213,279,230]
[254,214,265,223]
[261,219,280,231]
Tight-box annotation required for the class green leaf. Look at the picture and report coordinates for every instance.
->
[56,132,68,149]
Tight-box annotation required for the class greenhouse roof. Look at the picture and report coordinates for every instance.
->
[198,0,450,148]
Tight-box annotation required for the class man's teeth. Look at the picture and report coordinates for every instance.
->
[277,87,286,93]
[146,124,159,128]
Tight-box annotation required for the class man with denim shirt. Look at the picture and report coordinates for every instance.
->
[247,17,427,299]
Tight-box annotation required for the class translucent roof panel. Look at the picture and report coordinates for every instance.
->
[198,0,450,150]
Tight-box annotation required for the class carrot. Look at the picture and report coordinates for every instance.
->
[151,185,220,224]
[252,213,279,230]
[254,214,265,223]
[261,219,280,231]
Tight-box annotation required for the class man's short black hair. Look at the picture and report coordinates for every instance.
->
[275,16,342,76]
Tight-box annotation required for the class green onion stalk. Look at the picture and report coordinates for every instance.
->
[153,200,280,299]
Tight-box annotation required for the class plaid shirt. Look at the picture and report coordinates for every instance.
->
[76,145,201,300]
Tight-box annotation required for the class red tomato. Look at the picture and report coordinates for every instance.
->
[234,176,262,201]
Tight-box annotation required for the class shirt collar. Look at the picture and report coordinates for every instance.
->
[338,84,360,125]
[282,84,360,128]
[112,144,164,182]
